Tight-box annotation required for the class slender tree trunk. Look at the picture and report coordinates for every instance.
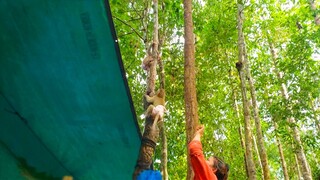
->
[265,84,290,180]
[273,121,290,180]
[229,69,249,177]
[267,39,293,179]
[151,1,168,179]
[159,121,168,180]
[140,1,150,51]
[158,38,168,180]
[134,10,159,176]
[183,0,199,179]
[242,42,270,179]
[252,135,263,178]
[146,13,157,95]
[158,57,168,179]
[309,0,320,25]
[236,2,256,179]
[234,93,249,178]
[295,153,303,179]
[133,1,158,178]
[268,38,313,180]
[238,125,249,177]
[152,0,158,71]
[290,118,312,180]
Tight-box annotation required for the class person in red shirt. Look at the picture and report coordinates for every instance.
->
[188,125,229,180]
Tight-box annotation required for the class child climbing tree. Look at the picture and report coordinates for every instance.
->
[132,0,168,179]
[150,1,168,179]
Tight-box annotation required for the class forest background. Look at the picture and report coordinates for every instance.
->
[110,0,320,179]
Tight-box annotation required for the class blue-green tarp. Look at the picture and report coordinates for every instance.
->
[0,0,141,179]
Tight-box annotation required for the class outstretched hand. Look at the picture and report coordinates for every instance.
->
[195,125,204,137]
[192,124,205,142]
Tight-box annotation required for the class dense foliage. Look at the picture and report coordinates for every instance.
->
[110,0,320,179]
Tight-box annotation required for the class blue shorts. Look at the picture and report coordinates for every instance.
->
[137,170,162,180]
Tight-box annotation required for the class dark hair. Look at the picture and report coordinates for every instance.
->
[213,156,229,180]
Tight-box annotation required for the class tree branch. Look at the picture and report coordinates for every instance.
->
[113,16,144,41]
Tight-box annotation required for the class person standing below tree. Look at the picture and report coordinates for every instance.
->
[188,125,229,180]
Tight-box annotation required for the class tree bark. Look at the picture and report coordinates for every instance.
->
[242,39,270,180]
[252,135,263,177]
[145,0,158,96]
[290,118,312,180]
[229,69,249,177]
[152,1,168,179]
[273,121,290,180]
[133,116,160,179]
[295,153,303,179]
[268,38,313,180]
[183,0,199,179]
[264,82,290,180]
[236,2,256,179]
[159,121,168,180]
[158,52,168,180]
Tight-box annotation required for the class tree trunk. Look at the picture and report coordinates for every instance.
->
[242,39,270,180]
[268,38,312,180]
[159,121,168,180]
[132,1,157,178]
[295,153,303,179]
[158,55,168,179]
[273,121,290,180]
[230,69,249,177]
[145,54,156,95]
[236,2,256,179]
[290,118,312,180]
[252,135,263,178]
[183,0,199,179]
[265,82,290,180]
[236,58,256,180]
[238,125,249,177]
[151,1,168,179]
[309,0,320,25]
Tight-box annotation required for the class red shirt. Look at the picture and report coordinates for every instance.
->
[188,140,217,180]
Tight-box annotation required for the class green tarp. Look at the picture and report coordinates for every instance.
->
[0,0,141,179]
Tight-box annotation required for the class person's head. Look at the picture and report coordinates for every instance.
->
[206,156,229,180]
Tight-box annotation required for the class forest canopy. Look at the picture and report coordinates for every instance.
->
[110,0,320,179]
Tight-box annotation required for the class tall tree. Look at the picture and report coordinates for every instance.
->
[267,36,313,180]
[274,121,290,180]
[244,38,271,180]
[152,1,168,178]
[236,1,256,179]
[234,1,272,178]
[230,69,249,177]
[267,39,290,180]
[183,0,199,179]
